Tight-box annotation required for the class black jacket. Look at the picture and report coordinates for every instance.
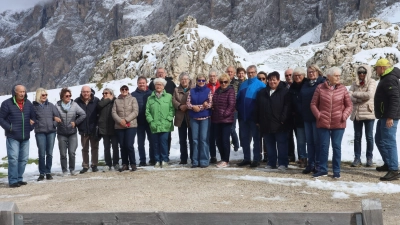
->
[97,97,116,136]
[149,77,176,95]
[131,88,152,125]
[255,82,291,134]
[75,89,100,135]
[374,67,400,119]
[288,79,306,128]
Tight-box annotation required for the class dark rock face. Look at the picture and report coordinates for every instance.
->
[0,0,396,93]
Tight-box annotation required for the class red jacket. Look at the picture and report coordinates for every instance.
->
[207,81,220,94]
[310,81,352,129]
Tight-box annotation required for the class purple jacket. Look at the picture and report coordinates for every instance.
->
[211,86,236,123]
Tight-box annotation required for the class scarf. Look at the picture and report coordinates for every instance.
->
[61,101,71,112]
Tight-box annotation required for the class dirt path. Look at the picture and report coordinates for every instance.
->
[1,161,399,224]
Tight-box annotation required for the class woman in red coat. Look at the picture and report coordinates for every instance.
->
[310,67,352,179]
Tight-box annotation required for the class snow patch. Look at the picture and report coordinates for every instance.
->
[377,2,400,24]
[254,196,285,201]
[332,192,349,199]
[289,24,322,48]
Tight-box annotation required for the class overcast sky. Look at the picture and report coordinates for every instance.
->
[0,0,52,13]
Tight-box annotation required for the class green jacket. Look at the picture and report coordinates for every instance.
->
[145,90,174,133]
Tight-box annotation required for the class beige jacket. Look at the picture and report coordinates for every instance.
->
[349,64,377,121]
[112,94,139,129]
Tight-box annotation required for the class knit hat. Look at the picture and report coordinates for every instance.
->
[375,58,391,67]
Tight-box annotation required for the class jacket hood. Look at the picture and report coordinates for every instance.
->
[389,67,400,79]
[354,64,372,86]
[11,84,28,99]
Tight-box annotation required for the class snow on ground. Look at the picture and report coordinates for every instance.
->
[377,2,400,24]
[288,24,322,48]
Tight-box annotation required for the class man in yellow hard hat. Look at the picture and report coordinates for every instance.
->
[373,58,400,181]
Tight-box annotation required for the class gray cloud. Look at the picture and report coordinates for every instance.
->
[0,0,52,13]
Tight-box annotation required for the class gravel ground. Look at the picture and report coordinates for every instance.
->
[1,161,399,225]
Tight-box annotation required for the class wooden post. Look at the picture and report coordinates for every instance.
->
[362,199,383,225]
[0,202,19,225]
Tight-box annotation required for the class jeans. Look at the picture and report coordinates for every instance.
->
[375,118,399,171]
[81,134,99,168]
[230,112,239,148]
[6,138,29,184]
[288,127,295,159]
[102,135,119,167]
[58,133,78,172]
[295,127,307,159]
[353,119,374,160]
[152,132,169,162]
[35,132,56,175]
[239,120,261,162]
[178,118,193,162]
[215,123,233,162]
[190,118,210,166]
[136,123,153,163]
[264,131,289,167]
[304,121,320,171]
[318,128,345,173]
[209,122,217,158]
[116,128,137,166]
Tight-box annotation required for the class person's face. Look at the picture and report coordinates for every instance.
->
[102,90,111,99]
[15,85,26,101]
[156,69,166,78]
[220,78,230,89]
[293,73,304,84]
[197,77,206,87]
[358,70,366,81]
[40,91,48,103]
[375,66,384,77]
[257,74,267,84]
[307,68,317,80]
[120,87,129,96]
[329,73,341,85]
[226,67,235,80]
[237,71,246,81]
[285,69,293,83]
[81,87,91,100]
[268,77,279,90]
[247,68,257,79]
[137,79,147,91]
[62,92,72,103]
[180,76,189,88]
[155,83,164,93]
[209,72,217,84]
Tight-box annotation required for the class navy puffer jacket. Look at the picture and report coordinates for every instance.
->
[75,90,100,135]
[131,88,152,125]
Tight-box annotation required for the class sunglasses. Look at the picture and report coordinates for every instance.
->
[64,95,71,98]
[285,74,292,77]
[197,79,206,83]
[221,81,229,84]
[357,72,366,75]
[41,94,48,97]
[102,92,109,95]
[258,77,266,81]
[120,88,129,91]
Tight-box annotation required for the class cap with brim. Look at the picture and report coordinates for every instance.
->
[375,58,391,67]
[120,85,129,90]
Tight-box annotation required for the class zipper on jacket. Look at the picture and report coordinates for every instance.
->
[329,90,332,129]
[22,112,25,139]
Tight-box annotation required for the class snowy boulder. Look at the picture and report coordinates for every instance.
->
[307,18,400,85]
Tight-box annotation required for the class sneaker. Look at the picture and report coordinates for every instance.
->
[80,168,89,174]
[265,165,277,169]
[379,170,400,181]
[62,171,68,177]
[366,159,373,167]
[210,157,217,164]
[216,161,229,168]
[91,166,99,172]
[351,158,361,167]
[250,161,260,168]
[131,164,137,171]
[277,165,287,171]
[313,171,328,178]
[333,172,341,179]
[302,167,313,174]
[118,164,129,172]
[37,174,45,181]
[70,170,78,176]
[162,161,169,168]
[237,160,251,167]
[154,162,161,168]
[114,164,120,171]
[9,183,20,188]
[376,164,389,172]
[46,174,53,180]
[139,162,147,167]
[102,166,110,172]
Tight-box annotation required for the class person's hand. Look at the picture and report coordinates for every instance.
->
[386,118,394,128]
[120,119,127,127]
[180,105,188,112]
[202,101,209,108]
[54,117,61,123]
[71,122,75,128]
[30,119,35,125]
[192,106,200,112]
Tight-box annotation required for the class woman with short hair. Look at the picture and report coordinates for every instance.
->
[33,88,61,181]
[146,78,175,168]
[311,67,352,178]
[55,88,86,176]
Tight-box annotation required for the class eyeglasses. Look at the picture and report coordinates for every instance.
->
[258,77,266,81]
[221,80,229,84]
[357,72,366,75]
[102,92,109,95]
[41,94,48,97]
[307,71,316,74]
[197,79,206,83]
[64,95,71,98]
[120,88,129,91]
[81,91,90,93]
[285,74,292,77]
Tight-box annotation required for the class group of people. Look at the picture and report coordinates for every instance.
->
[1,58,399,188]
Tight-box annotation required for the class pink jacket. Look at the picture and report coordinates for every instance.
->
[310,81,352,129]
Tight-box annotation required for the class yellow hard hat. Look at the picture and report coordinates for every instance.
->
[375,58,391,67]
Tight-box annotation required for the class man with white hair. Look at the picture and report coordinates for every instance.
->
[374,58,400,181]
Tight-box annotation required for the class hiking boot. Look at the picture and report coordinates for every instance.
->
[118,164,129,172]
[37,175,45,181]
[131,164,137,171]
[210,157,217,164]
[162,161,169,168]
[250,161,260,168]
[302,167,314,174]
[313,171,328,178]
[379,170,400,181]
[351,158,361,167]
[9,183,20,188]
[265,165,277,169]
[148,160,156,166]
[277,165,287,171]
[18,181,27,185]
[46,174,53,180]
[179,160,187,165]
[333,172,341,179]
[237,160,251,167]
[91,166,99,172]
[102,166,110,172]
[376,164,389,172]
[139,162,147,167]
[80,168,89,174]
[114,164,120,171]
[154,162,161,168]
[366,159,373,167]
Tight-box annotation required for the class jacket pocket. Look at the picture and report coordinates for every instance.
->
[367,104,374,113]
[380,102,384,114]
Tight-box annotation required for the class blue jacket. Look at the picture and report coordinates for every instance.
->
[236,77,266,121]
[131,88,152,125]
[0,86,36,141]
[188,85,212,119]
[299,76,326,122]
[33,100,60,134]
[75,90,100,135]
